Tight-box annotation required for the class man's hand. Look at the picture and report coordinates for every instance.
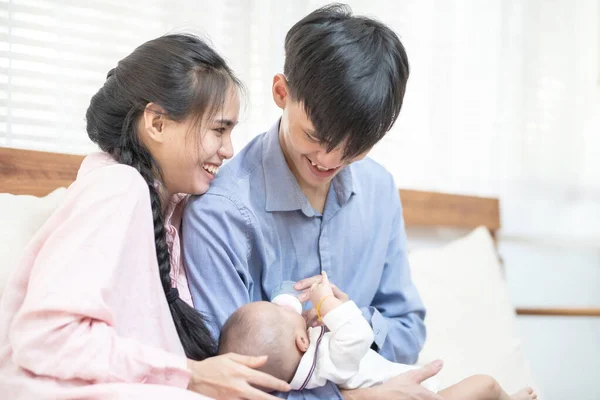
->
[296,272,350,326]
[341,360,444,400]
[295,274,350,304]
[308,271,334,306]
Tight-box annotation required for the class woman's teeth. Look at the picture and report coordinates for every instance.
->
[310,160,333,171]
[202,164,219,175]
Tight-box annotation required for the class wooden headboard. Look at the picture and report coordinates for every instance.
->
[1,146,597,317]
[0,147,84,197]
[400,189,500,237]
[0,146,502,235]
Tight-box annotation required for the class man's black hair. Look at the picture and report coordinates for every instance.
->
[284,3,410,159]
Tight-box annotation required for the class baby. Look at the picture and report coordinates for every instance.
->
[218,272,537,400]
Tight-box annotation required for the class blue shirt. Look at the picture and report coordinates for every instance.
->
[182,121,426,399]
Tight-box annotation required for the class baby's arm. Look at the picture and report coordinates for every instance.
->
[309,273,375,382]
[309,271,344,318]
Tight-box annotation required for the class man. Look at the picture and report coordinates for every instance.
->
[183,4,442,399]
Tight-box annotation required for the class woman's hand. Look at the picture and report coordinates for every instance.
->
[187,353,290,399]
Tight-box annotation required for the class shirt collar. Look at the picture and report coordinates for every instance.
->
[164,193,188,227]
[289,326,326,391]
[262,120,356,216]
[331,161,356,205]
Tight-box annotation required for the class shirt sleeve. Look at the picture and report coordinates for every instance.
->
[360,177,427,364]
[9,168,191,387]
[182,192,254,339]
[319,301,374,383]
[274,383,344,400]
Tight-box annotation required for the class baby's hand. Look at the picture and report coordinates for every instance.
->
[308,271,334,308]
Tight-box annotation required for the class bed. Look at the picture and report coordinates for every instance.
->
[1,146,598,395]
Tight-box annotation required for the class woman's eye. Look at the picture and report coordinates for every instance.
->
[214,127,226,135]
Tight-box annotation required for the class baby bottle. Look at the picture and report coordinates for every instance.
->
[271,281,303,314]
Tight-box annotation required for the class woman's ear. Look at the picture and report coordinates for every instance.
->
[295,332,310,353]
[142,103,167,144]
[272,73,289,109]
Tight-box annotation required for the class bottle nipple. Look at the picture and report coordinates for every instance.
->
[272,293,302,314]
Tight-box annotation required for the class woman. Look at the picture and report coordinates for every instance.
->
[0,34,290,399]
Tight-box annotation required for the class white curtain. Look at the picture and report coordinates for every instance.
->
[1,0,598,242]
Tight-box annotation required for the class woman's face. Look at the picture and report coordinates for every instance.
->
[146,87,240,197]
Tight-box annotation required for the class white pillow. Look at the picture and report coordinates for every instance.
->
[0,188,67,298]
[409,227,537,393]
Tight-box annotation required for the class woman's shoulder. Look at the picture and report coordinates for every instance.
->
[73,152,150,201]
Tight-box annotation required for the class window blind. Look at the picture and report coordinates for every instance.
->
[0,0,167,153]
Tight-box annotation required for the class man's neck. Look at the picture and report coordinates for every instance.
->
[278,128,331,214]
[298,180,330,214]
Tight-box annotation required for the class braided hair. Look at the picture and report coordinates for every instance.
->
[85,34,241,360]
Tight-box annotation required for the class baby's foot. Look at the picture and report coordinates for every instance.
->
[511,387,537,400]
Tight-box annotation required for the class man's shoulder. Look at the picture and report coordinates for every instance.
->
[219,133,266,183]
[188,133,267,211]
[350,157,396,194]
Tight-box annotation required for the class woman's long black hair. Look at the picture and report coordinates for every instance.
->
[85,34,241,360]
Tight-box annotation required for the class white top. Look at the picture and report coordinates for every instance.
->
[289,301,438,392]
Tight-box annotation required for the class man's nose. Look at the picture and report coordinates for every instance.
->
[314,146,343,168]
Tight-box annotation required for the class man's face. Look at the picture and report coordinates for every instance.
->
[278,98,368,191]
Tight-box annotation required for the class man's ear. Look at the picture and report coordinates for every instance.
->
[295,332,310,353]
[141,102,167,144]
[272,73,289,110]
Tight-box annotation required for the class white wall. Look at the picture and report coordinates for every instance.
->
[1,1,598,398]
[408,227,600,400]
[502,241,600,400]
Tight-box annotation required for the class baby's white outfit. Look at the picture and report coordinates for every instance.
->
[289,301,439,392]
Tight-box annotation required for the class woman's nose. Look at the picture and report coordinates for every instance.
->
[219,135,234,160]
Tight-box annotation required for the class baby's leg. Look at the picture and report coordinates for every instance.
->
[438,375,537,400]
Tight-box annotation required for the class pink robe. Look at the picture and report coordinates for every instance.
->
[0,153,210,399]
